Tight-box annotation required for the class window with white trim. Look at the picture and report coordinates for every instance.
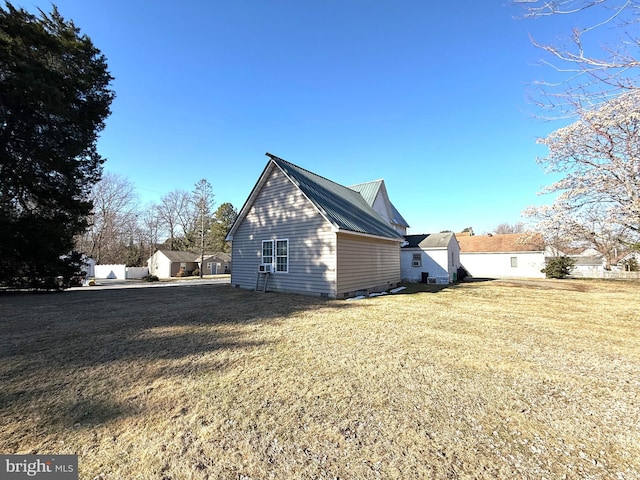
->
[276,239,289,273]
[262,240,273,265]
[412,253,421,267]
[510,256,518,268]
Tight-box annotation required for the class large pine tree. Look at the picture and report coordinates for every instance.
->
[0,3,114,288]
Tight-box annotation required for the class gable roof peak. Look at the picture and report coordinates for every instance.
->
[266,152,347,192]
[349,179,385,188]
[233,153,404,241]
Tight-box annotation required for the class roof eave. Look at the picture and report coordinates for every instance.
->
[337,228,405,242]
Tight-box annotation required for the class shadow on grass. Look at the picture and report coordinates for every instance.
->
[0,284,353,429]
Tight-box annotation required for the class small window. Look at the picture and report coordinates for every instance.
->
[412,253,421,267]
[276,239,288,273]
[262,240,273,265]
[510,257,518,268]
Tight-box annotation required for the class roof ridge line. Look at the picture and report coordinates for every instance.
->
[265,152,357,193]
[348,179,384,188]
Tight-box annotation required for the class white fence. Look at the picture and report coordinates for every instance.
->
[92,265,149,279]
[94,264,126,279]
[126,267,149,279]
[604,271,640,280]
[571,270,640,280]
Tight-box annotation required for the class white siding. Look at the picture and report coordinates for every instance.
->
[336,233,401,296]
[401,237,461,284]
[148,252,172,279]
[401,249,449,283]
[231,167,337,296]
[371,192,391,225]
[460,252,546,279]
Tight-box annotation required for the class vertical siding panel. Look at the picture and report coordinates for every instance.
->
[231,168,337,296]
[336,233,401,296]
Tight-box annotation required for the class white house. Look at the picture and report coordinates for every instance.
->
[458,233,547,279]
[401,232,461,284]
[147,250,199,278]
[569,256,605,277]
[616,251,640,271]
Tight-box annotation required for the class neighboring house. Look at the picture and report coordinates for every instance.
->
[147,250,199,278]
[616,251,640,271]
[197,252,232,275]
[148,250,232,278]
[349,179,410,235]
[568,255,605,277]
[401,232,460,284]
[225,153,405,298]
[458,233,547,279]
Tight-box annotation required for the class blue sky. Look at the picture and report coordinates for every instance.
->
[21,0,591,234]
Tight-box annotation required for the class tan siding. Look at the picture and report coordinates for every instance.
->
[336,233,401,296]
[231,167,337,296]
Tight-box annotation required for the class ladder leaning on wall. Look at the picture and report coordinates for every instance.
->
[255,271,270,292]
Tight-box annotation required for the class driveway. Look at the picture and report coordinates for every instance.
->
[68,276,231,291]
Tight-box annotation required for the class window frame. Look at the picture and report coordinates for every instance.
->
[510,256,518,268]
[412,253,422,267]
[275,239,289,273]
[262,240,273,266]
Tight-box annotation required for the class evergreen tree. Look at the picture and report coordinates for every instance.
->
[210,202,237,253]
[0,3,114,288]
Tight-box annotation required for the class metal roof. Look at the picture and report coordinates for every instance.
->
[348,179,383,206]
[403,232,455,249]
[267,154,404,240]
[349,180,410,228]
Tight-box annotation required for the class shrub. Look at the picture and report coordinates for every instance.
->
[192,268,200,277]
[456,266,469,282]
[142,275,159,282]
[541,257,575,279]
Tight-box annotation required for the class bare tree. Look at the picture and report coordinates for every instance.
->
[525,202,629,267]
[157,189,196,251]
[139,203,162,261]
[192,179,215,277]
[536,91,640,233]
[523,204,577,255]
[76,172,139,264]
[515,0,639,116]
[493,222,526,234]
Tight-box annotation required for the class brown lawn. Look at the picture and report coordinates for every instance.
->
[0,279,638,479]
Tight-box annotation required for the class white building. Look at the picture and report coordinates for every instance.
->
[401,232,460,284]
[458,233,547,279]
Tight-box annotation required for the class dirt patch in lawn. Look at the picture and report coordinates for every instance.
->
[491,278,593,292]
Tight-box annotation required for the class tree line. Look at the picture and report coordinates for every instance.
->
[75,173,237,267]
[2,1,639,288]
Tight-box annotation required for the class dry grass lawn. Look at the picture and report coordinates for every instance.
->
[0,279,638,479]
